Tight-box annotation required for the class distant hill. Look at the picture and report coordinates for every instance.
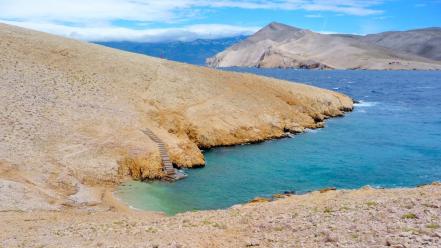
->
[96,36,246,65]
[207,22,441,70]
[361,28,441,61]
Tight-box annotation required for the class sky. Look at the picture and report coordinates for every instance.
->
[0,0,440,42]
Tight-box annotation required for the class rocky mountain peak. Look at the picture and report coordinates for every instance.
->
[249,22,305,43]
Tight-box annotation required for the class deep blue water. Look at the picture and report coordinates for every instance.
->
[116,69,441,214]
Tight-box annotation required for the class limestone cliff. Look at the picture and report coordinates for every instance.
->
[0,23,352,210]
[207,22,441,70]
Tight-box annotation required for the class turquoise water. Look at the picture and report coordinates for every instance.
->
[116,70,441,215]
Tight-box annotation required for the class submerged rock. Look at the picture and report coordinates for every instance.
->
[319,187,337,193]
[249,197,272,204]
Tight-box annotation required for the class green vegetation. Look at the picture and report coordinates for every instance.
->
[426,223,440,229]
[323,207,333,213]
[401,213,417,219]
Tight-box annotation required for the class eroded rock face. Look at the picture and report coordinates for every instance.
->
[0,23,353,210]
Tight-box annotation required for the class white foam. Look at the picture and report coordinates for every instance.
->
[354,101,378,107]
[305,129,319,133]
[287,133,296,138]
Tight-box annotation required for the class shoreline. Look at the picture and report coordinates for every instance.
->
[2,183,440,247]
[109,111,354,214]
[109,177,441,216]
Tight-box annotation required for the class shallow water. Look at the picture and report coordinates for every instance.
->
[116,69,441,215]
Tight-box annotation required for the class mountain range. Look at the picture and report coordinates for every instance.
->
[207,22,441,70]
[97,36,246,65]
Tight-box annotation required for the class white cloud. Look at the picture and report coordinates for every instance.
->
[2,20,259,42]
[0,0,385,23]
[305,14,323,18]
[0,0,386,41]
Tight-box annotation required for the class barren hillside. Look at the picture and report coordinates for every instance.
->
[207,22,441,70]
[362,27,441,61]
[0,23,352,210]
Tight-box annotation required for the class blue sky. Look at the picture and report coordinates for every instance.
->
[0,0,440,42]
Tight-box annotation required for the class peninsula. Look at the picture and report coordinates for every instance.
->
[0,23,352,210]
[207,22,441,70]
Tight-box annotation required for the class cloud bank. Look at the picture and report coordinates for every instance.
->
[2,21,259,42]
[0,0,385,41]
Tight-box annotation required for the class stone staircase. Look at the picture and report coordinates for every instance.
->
[141,128,186,181]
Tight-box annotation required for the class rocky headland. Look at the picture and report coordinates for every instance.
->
[0,23,352,210]
[207,22,441,70]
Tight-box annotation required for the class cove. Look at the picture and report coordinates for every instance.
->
[115,70,441,215]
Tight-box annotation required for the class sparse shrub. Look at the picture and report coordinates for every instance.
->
[339,206,350,211]
[402,213,417,219]
[426,223,440,229]
[201,219,212,225]
[324,207,333,213]
[273,226,284,231]
[212,223,227,229]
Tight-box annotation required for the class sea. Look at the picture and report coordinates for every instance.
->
[115,69,441,215]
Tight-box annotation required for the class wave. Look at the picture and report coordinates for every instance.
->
[286,133,296,138]
[354,101,379,108]
[305,129,319,133]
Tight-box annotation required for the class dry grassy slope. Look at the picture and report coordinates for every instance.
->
[207,23,441,70]
[0,23,352,209]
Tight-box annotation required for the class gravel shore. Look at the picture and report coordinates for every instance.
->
[1,184,440,248]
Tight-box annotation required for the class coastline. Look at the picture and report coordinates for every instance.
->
[2,183,440,247]
[109,108,353,214]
